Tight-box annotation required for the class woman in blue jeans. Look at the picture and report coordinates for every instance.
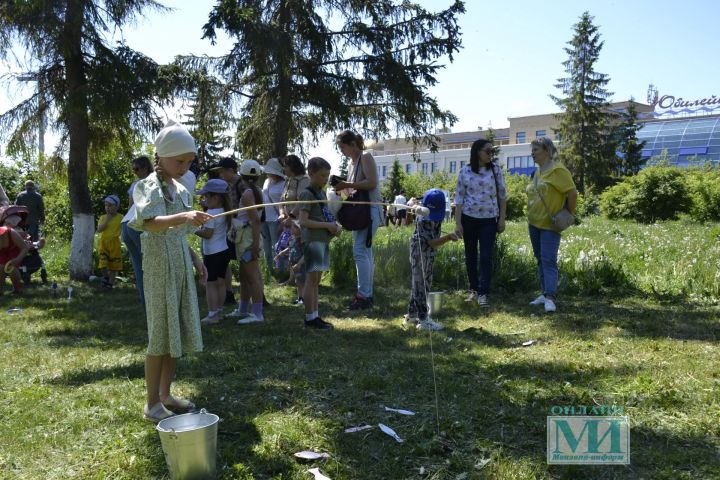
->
[333,130,383,310]
[526,137,577,312]
[454,139,507,307]
[121,155,153,306]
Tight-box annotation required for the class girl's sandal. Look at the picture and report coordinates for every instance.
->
[162,395,196,412]
[143,402,175,423]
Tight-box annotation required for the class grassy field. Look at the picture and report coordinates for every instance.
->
[1,218,719,479]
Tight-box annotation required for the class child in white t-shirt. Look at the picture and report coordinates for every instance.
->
[195,179,232,325]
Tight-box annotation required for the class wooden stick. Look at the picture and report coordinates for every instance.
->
[211,200,426,219]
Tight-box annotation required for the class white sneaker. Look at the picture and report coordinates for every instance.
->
[464,291,477,302]
[402,314,419,326]
[417,318,444,331]
[544,298,556,313]
[476,294,489,307]
[227,307,250,318]
[529,295,546,306]
[237,313,264,325]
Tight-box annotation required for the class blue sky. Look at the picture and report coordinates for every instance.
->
[3,0,719,170]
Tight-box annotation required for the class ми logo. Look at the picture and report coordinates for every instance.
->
[547,416,630,465]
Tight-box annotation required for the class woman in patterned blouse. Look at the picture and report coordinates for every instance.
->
[454,138,507,307]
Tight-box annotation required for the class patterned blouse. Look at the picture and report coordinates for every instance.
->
[454,164,507,219]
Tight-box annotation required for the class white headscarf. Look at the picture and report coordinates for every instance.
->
[154,119,196,157]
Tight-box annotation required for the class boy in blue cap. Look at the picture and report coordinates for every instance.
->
[405,189,459,330]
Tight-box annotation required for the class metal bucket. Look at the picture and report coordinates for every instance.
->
[156,409,219,480]
[427,291,444,316]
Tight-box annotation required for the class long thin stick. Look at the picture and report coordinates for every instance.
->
[211,200,422,219]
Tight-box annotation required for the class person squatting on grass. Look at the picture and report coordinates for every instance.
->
[298,157,342,330]
[97,195,123,289]
[333,130,384,311]
[130,119,212,423]
[404,189,459,331]
[0,211,30,296]
[454,139,508,308]
[526,137,578,313]
[194,179,233,326]
[227,160,267,324]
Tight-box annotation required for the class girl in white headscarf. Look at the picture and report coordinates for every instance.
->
[130,120,212,423]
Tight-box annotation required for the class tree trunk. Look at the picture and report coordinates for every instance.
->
[271,2,291,158]
[63,0,93,279]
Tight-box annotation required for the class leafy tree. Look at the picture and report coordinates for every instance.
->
[0,0,170,279]
[551,11,614,193]
[189,0,465,160]
[338,156,349,178]
[381,158,405,200]
[615,99,646,176]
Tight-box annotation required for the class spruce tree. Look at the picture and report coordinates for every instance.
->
[551,11,614,193]
[615,99,646,176]
[187,0,465,160]
[382,159,405,199]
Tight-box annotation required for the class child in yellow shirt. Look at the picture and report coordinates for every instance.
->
[97,195,123,289]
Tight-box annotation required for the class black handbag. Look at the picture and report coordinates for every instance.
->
[337,160,370,231]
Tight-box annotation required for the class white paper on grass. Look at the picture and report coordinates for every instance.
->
[294,451,330,460]
[378,423,404,443]
[307,467,332,480]
[344,424,374,433]
[384,406,415,416]
[521,340,536,347]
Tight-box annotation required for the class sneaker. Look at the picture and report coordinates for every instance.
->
[417,318,444,331]
[143,402,175,423]
[544,298,557,313]
[476,294,489,307]
[292,297,304,305]
[464,291,477,302]
[224,291,236,305]
[304,317,333,330]
[348,295,373,310]
[226,307,250,318]
[402,314,419,327]
[529,294,546,306]
[201,311,222,325]
[237,313,264,325]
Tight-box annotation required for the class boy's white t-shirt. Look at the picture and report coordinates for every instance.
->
[202,208,229,255]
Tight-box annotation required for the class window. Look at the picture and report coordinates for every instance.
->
[422,163,429,174]
[459,161,465,169]
[405,163,411,173]
[431,162,437,173]
[536,130,546,138]
[449,161,456,173]
[381,165,387,178]
[516,131,526,144]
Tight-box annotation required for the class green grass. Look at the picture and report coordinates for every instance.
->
[3,218,720,479]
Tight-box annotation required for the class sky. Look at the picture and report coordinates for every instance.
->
[2,0,719,172]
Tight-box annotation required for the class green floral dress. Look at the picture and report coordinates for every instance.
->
[130,173,203,358]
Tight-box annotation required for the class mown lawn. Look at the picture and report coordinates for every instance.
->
[1,218,719,479]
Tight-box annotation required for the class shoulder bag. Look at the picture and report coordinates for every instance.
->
[534,175,574,232]
[337,158,370,231]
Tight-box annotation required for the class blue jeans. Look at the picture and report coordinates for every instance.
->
[352,206,382,298]
[261,220,280,270]
[121,221,145,306]
[528,224,561,297]
[461,214,497,295]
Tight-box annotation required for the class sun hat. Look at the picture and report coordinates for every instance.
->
[239,159,263,177]
[264,157,286,178]
[212,157,238,171]
[104,195,120,206]
[422,189,446,222]
[196,179,229,195]
[154,119,197,157]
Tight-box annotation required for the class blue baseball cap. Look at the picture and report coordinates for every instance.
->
[196,179,229,195]
[422,189,446,221]
[104,195,120,206]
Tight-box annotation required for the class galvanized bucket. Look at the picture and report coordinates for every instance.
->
[156,409,219,480]
[427,291,444,316]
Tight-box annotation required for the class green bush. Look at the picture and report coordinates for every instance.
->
[600,166,690,223]
[42,176,74,241]
[504,173,530,220]
[685,167,720,222]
